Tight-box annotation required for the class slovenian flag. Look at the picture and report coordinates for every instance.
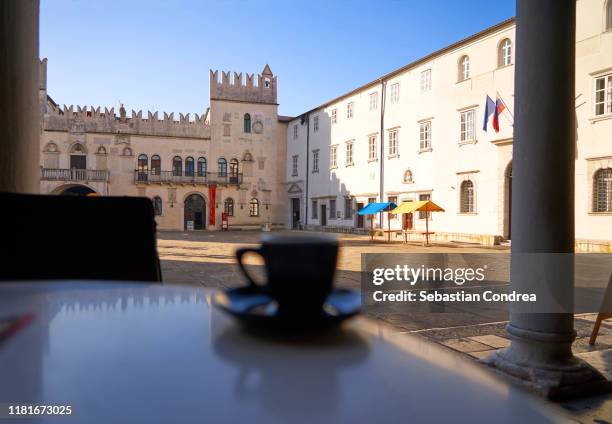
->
[493,96,506,132]
[483,95,496,131]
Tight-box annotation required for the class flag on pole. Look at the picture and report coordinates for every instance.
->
[483,95,496,131]
[493,95,506,132]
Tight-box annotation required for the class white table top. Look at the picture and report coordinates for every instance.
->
[0,281,567,423]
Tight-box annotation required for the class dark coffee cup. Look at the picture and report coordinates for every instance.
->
[236,233,339,315]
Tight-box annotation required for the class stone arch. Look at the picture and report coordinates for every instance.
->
[51,183,98,196]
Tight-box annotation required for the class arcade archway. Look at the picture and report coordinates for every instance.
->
[184,193,206,230]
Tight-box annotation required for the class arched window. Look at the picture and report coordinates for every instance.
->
[185,157,195,177]
[459,55,470,81]
[460,180,475,213]
[224,198,234,216]
[172,156,182,176]
[197,157,207,177]
[244,113,251,133]
[218,158,228,176]
[229,158,239,183]
[498,39,512,67]
[153,196,163,216]
[607,0,612,31]
[593,168,612,212]
[249,198,260,217]
[137,154,148,173]
[151,155,161,175]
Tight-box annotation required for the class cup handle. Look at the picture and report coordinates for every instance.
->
[235,247,264,287]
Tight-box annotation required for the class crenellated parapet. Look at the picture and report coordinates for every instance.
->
[43,104,211,139]
[209,64,277,105]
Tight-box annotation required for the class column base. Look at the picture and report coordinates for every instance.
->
[484,324,612,401]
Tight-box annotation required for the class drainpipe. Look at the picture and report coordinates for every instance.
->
[303,113,310,230]
[379,80,387,227]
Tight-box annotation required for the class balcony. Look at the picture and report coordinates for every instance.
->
[41,168,110,182]
[134,170,243,185]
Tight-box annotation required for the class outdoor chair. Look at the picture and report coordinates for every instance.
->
[0,193,162,282]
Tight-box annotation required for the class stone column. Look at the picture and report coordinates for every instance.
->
[0,0,40,193]
[487,0,607,399]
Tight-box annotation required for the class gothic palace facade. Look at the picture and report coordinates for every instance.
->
[39,62,290,231]
[39,0,612,250]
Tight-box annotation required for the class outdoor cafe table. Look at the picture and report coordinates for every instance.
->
[0,281,567,423]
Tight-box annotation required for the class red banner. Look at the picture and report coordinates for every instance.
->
[209,185,216,227]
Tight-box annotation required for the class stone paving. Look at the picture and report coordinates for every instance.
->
[158,230,612,420]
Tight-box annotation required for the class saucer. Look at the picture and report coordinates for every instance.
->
[212,286,361,331]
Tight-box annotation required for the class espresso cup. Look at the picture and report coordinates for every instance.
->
[236,233,339,315]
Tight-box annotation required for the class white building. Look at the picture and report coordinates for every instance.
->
[286,0,612,251]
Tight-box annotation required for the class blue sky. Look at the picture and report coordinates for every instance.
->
[41,0,515,117]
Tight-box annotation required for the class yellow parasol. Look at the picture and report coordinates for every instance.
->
[391,200,445,245]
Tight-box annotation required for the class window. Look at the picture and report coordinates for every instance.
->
[197,157,207,177]
[96,146,107,155]
[346,141,354,166]
[218,158,227,176]
[499,39,512,67]
[137,154,148,175]
[249,198,260,217]
[185,157,195,177]
[330,145,338,168]
[243,113,251,133]
[344,198,353,219]
[223,124,231,137]
[388,196,398,219]
[151,155,161,175]
[292,155,298,176]
[419,121,431,150]
[229,159,239,177]
[459,55,470,81]
[223,112,232,122]
[347,102,354,119]
[264,77,271,88]
[312,200,318,219]
[460,110,475,143]
[388,129,398,157]
[331,109,337,124]
[607,0,612,31]
[368,135,377,161]
[293,124,298,139]
[390,83,400,104]
[370,92,378,111]
[312,150,319,173]
[418,193,431,219]
[593,168,612,212]
[420,69,432,92]
[313,115,319,132]
[224,198,234,216]
[368,197,377,204]
[258,158,265,170]
[172,156,182,176]
[595,74,612,116]
[153,196,163,216]
[329,199,336,219]
[460,180,475,213]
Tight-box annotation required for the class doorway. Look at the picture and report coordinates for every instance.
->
[70,155,86,170]
[356,202,364,228]
[402,213,413,230]
[320,204,327,226]
[184,194,206,230]
[291,198,300,229]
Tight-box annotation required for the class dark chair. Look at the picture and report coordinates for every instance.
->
[0,193,162,282]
